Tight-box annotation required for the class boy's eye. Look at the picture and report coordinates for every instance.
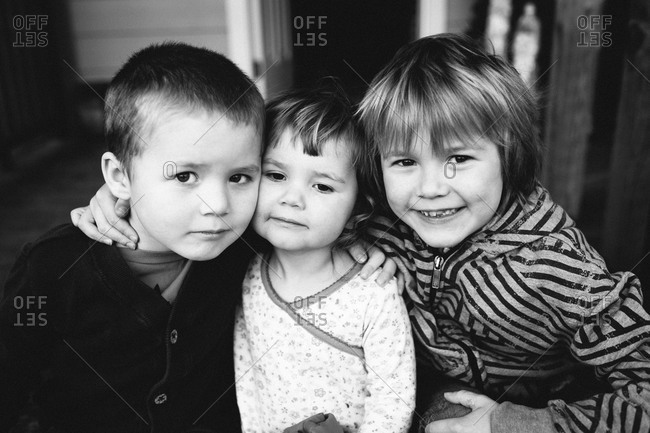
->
[448,155,471,164]
[393,159,416,167]
[265,172,285,181]
[314,184,333,193]
[175,172,197,183]
[230,174,252,184]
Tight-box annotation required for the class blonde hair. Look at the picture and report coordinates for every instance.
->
[358,33,543,207]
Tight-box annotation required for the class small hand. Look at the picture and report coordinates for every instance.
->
[70,183,138,248]
[425,391,497,433]
[347,242,397,287]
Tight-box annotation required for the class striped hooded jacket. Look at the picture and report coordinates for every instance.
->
[368,186,650,432]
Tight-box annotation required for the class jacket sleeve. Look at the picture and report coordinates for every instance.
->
[493,234,650,433]
[0,243,55,431]
[366,215,417,290]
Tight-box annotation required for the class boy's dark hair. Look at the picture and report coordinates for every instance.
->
[265,80,374,249]
[105,42,265,172]
[358,33,543,207]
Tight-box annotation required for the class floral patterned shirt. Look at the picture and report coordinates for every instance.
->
[234,255,416,433]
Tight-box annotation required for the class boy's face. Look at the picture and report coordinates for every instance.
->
[381,137,502,249]
[253,129,358,254]
[125,110,261,260]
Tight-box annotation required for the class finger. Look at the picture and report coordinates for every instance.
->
[347,242,368,264]
[70,206,88,226]
[90,197,135,247]
[75,206,112,245]
[444,390,493,410]
[115,198,130,218]
[359,245,385,279]
[396,272,405,295]
[95,184,135,241]
[425,419,452,433]
[376,258,397,286]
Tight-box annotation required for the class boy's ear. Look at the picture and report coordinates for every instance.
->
[101,152,132,201]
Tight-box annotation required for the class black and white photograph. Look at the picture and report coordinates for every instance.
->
[1,1,649,432]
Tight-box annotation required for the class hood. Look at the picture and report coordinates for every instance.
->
[469,185,576,256]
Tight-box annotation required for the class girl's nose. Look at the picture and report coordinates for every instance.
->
[280,183,305,209]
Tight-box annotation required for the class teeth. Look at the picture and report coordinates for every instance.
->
[420,208,458,218]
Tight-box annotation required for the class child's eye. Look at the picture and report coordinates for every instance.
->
[265,172,286,182]
[230,174,252,184]
[448,155,471,164]
[393,159,416,167]
[175,172,197,183]
[314,184,333,193]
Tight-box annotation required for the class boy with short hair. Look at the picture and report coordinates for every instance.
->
[0,42,264,432]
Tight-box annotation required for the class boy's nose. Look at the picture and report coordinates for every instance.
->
[198,185,230,216]
[418,165,451,198]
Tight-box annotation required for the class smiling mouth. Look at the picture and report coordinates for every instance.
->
[417,208,461,218]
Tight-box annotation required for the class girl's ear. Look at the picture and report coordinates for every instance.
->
[101,152,132,201]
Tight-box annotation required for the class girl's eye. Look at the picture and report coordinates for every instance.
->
[314,184,333,193]
[394,159,416,167]
[175,172,197,183]
[265,172,285,181]
[230,174,252,184]
[448,155,471,164]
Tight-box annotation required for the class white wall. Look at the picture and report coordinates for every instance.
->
[69,0,229,82]
[418,0,477,37]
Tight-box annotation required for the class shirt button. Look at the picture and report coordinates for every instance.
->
[170,329,178,344]
[154,393,167,404]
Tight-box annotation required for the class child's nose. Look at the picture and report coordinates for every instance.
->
[198,184,230,216]
[418,165,451,198]
[280,183,305,209]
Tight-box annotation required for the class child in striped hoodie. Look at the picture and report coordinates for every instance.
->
[358,33,650,433]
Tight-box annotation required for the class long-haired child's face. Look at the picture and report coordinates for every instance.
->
[253,129,358,254]
[381,136,503,249]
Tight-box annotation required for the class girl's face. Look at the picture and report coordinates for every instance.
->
[381,137,503,249]
[253,129,358,254]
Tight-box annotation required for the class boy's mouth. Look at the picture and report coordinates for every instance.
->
[417,208,461,218]
[193,229,229,236]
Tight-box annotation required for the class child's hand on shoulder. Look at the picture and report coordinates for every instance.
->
[348,241,414,294]
[425,390,497,433]
[70,183,138,248]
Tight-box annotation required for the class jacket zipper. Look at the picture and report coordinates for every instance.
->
[430,252,485,392]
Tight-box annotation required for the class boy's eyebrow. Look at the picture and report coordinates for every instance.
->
[263,158,346,184]
[175,162,260,173]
